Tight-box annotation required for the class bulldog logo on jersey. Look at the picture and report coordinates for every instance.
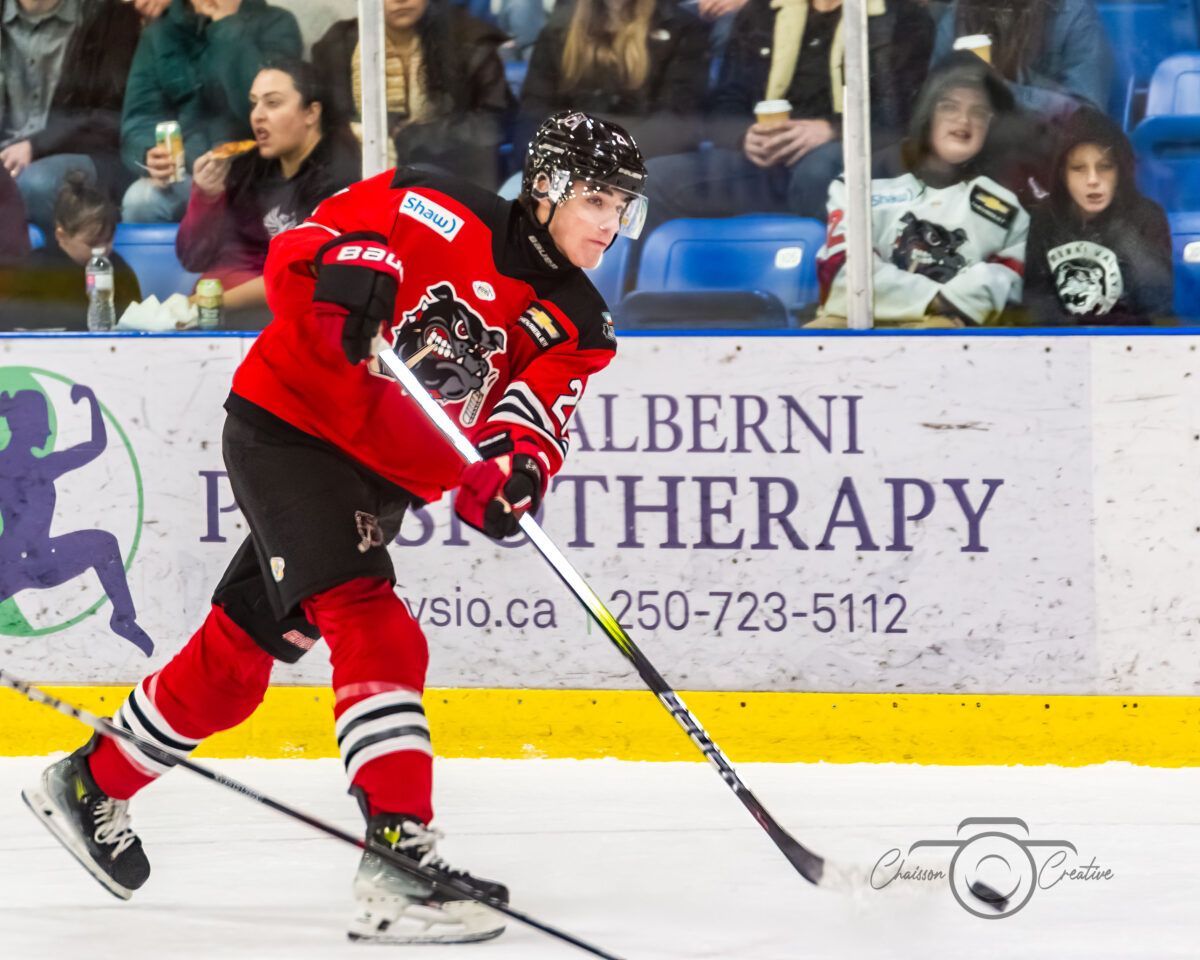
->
[1047,241,1123,316]
[391,282,506,425]
[892,213,969,283]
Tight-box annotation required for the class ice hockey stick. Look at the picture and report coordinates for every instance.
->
[0,670,624,959]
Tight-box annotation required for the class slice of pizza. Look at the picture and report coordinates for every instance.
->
[211,140,258,160]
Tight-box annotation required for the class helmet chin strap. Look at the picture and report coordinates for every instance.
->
[527,187,562,242]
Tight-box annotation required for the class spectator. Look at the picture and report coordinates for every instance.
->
[516,0,710,160]
[0,171,140,331]
[640,0,933,225]
[0,0,165,238]
[176,60,360,319]
[312,0,511,190]
[812,52,1028,327]
[493,0,545,61]
[696,0,751,67]
[0,163,30,263]
[120,0,303,223]
[1023,107,1173,326]
[932,0,1113,118]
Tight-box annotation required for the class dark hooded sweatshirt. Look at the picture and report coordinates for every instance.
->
[1024,108,1174,326]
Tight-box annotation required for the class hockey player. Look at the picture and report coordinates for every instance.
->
[812,52,1030,327]
[23,110,648,944]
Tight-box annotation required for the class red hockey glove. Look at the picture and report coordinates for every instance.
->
[313,231,403,365]
[455,452,545,540]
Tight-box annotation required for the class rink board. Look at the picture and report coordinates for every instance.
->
[4,686,1199,766]
[0,332,1198,762]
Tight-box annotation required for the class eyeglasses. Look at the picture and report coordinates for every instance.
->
[934,98,994,126]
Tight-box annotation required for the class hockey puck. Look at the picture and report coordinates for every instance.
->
[968,879,1010,913]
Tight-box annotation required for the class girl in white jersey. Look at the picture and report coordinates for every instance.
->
[812,51,1030,327]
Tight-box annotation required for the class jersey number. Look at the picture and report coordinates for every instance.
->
[551,379,584,430]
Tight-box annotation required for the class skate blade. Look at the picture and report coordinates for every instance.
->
[348,898,506,944]
[21,781,135,902]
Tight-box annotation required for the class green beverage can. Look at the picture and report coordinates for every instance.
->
[196,278,223,330]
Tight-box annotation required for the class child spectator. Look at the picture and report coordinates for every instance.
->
[1024,107,1173,326]
[0,0,156,238]
[312,0,511,190]
[813,52,1028,326]
[516,0,711,160]
[0,171,140,331]
[175,61,360,320]
[120,0,303,223]
[932,0,1114,118]
[640,0,933,225]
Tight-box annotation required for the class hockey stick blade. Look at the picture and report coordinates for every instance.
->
[0,670,624,960]
[376,347,825,887]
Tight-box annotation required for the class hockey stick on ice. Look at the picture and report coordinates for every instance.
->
[0,671,624,960]
[377,347,827,887]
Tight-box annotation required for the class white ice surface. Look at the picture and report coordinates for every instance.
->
[0,757,1196,959]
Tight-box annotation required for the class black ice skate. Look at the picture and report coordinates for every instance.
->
[348,815,508,944]
[22,738,150,900]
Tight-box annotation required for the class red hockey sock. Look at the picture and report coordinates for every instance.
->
[303,578,433,823]
[89,604,274,800]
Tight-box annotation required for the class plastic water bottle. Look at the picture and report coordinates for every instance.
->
[86,248,116,332]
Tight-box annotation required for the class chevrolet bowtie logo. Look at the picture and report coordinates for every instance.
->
[524,306,557,336]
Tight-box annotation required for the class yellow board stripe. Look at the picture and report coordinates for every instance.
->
[1,687,1198,766]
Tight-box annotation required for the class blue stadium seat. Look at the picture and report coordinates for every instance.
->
[632,215,826,316]
[615,290,791,330]
[28,224,45,250]
[583,236,632,308]
[1169,210,1200,320]
[113,223,199,301]
[1145,52,1200,117]
[1132,114,1200,211]
[1097,0,1199,124]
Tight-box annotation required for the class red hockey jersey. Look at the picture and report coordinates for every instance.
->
[229,168,616,502]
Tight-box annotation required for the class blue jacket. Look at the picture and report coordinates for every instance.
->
[932,0,1114,116]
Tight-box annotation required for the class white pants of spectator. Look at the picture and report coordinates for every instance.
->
[122,176,191,223]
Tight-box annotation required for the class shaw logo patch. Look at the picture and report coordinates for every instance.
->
[400,192,464,241]
[518,303,568,349]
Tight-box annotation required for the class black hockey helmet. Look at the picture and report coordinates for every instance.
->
[522,111,649,239]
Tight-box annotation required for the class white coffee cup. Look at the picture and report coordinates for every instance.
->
[754,99,793,126]
[953,34,992,64]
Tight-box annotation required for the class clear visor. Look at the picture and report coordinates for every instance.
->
[546,169,649,240]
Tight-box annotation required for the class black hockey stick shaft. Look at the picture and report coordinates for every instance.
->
[0,671,623,960]
[377,348,824,886]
